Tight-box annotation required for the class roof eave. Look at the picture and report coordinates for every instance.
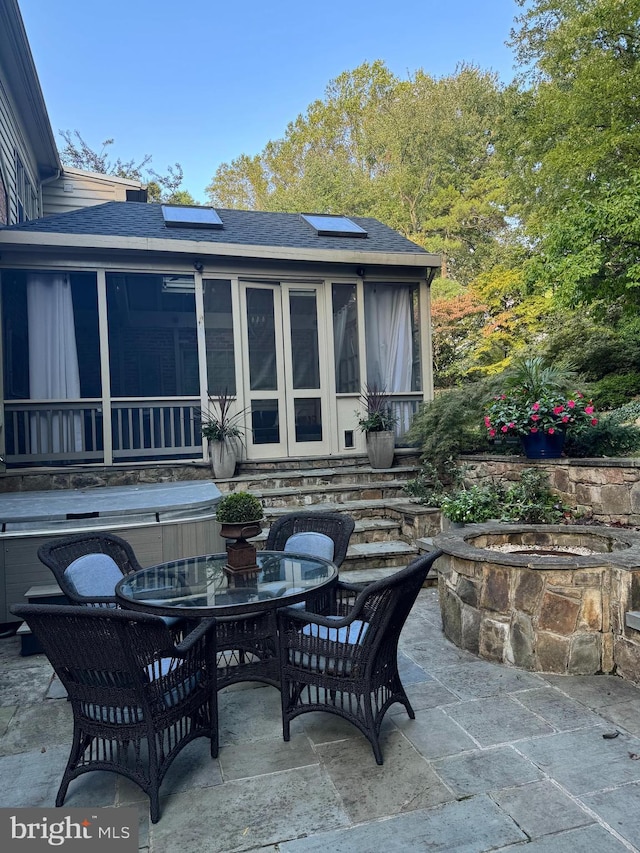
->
[0,230,441,269]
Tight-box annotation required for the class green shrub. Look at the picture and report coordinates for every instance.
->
[439,469,569,525]
[590,372,640,410]
[564,419,640,458]
[215,491,264,523]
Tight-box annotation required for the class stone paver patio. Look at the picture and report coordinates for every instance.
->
[2,584,640,852]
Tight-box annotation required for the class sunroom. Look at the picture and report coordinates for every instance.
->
[0,204,440,470]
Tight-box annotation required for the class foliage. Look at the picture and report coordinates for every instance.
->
[604,401,640,425]
[404,459,464,505]
[440,468,568,524]
[58,130,195,204]
[407,380,500,472]
[564,418,640,458]
[505,0,640,310]
[356,384,397,433]
[484,357,598,438]
[199,392,244,443]
[441,482,504,523]
[215,491,264,523]
[590,373,640,411]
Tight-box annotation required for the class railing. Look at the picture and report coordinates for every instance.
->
[111,400,202,461]
[3,399,203,467]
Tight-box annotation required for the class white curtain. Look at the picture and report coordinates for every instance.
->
[27,272,82,453]
[364,284,412,392]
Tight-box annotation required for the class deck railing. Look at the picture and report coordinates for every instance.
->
[3,399,203,466]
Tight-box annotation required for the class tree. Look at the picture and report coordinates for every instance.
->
[505,0,640,310]
[58,130,196,205]
[206,62,509,285]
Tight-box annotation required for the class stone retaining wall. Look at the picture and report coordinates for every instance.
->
[461,455,640,526]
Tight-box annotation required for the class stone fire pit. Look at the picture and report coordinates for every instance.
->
[433,523,640,676]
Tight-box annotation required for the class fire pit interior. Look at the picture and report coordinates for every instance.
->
[434,523,640,676]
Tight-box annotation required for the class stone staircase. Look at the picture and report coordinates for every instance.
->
[216,450,442,583]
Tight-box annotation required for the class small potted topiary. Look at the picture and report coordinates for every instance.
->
[215,491,264,573]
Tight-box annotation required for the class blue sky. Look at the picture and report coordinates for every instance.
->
[19,0,520,203]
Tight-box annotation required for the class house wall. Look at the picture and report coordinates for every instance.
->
[42,169,144,216]
[0,72,40,225]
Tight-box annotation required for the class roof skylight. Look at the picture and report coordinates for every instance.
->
[162,205,223,229]
[301,214,367,238]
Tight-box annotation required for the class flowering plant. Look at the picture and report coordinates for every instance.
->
[484,388,598,438]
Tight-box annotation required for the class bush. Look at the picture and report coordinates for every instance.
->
[215,491,264,523]
[564,419,640,458]
[590,372,640,410]
[408,379,501,473]
[439,469,569,525]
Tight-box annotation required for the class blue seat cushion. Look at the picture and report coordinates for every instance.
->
[284,532,335,562]
[301,616,368,645]
[65,553,123,598]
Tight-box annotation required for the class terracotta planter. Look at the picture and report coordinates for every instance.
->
[366,430,395,469]
[210,440,237,479]
[521,431,565,459]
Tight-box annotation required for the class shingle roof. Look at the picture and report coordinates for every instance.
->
[4,202,428,256]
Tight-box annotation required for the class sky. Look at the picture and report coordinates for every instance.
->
[19,0,520,203]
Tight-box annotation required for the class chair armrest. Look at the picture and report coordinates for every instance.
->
[173,617,217,656]
[278,605,357,632]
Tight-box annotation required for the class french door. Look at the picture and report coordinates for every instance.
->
[240,282,331,458]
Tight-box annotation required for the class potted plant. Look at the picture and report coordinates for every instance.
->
[357,384,398,469]
[215,491,264,573]
[200,391,244,479]
[483,358,599,459]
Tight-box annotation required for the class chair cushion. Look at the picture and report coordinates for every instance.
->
[284,532,335,562]
[65,553,122,597]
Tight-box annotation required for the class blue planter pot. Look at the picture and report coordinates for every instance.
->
[521,431,565,459]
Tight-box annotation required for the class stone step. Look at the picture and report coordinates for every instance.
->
[222,479,414,509]
[218,464,420,493]
[235,450,421,475]
[343,540,419,572]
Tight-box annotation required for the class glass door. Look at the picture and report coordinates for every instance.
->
[240,282,330,459]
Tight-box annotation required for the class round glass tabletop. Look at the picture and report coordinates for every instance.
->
[116,550,338,617]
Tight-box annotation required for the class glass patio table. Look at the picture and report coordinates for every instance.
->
[115,550,338,688]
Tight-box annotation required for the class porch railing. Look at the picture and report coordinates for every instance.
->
[3,399,203,467]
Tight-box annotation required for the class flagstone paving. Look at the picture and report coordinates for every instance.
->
[2,586,640,852]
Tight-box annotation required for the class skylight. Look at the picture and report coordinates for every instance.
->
[301,214,367,238]
[162,205,223,229]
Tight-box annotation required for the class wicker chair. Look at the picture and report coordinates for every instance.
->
[37,532,144,607]
[265,511,355,568]
[10,602,218,823]
[277,550,443,764]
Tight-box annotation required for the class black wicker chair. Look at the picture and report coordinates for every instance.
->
[10,603,218,823]
[277,550,442,764]
[37,532,144,607]
[265,511,355,568]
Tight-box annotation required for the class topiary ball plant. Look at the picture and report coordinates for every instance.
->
[215,491,264,523]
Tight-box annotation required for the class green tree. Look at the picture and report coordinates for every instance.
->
[505,0,640,310]
[59,130,196,205]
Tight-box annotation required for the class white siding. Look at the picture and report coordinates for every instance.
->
[0,74,41,224]
[42,169,144,216]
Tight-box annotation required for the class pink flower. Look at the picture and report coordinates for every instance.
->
[530,427,538,433]
[501,425,508,433]
[508,422,515,429]
[532,402,540,411]
[567,400,576,409]
[484,416,491,427]
[591,418,598,426]
[553,405,564,415]
[531,414,540,421]
[547,428,555,435]
[489,429,496,437]
[561,415,569,423]
[584,406,594,414]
